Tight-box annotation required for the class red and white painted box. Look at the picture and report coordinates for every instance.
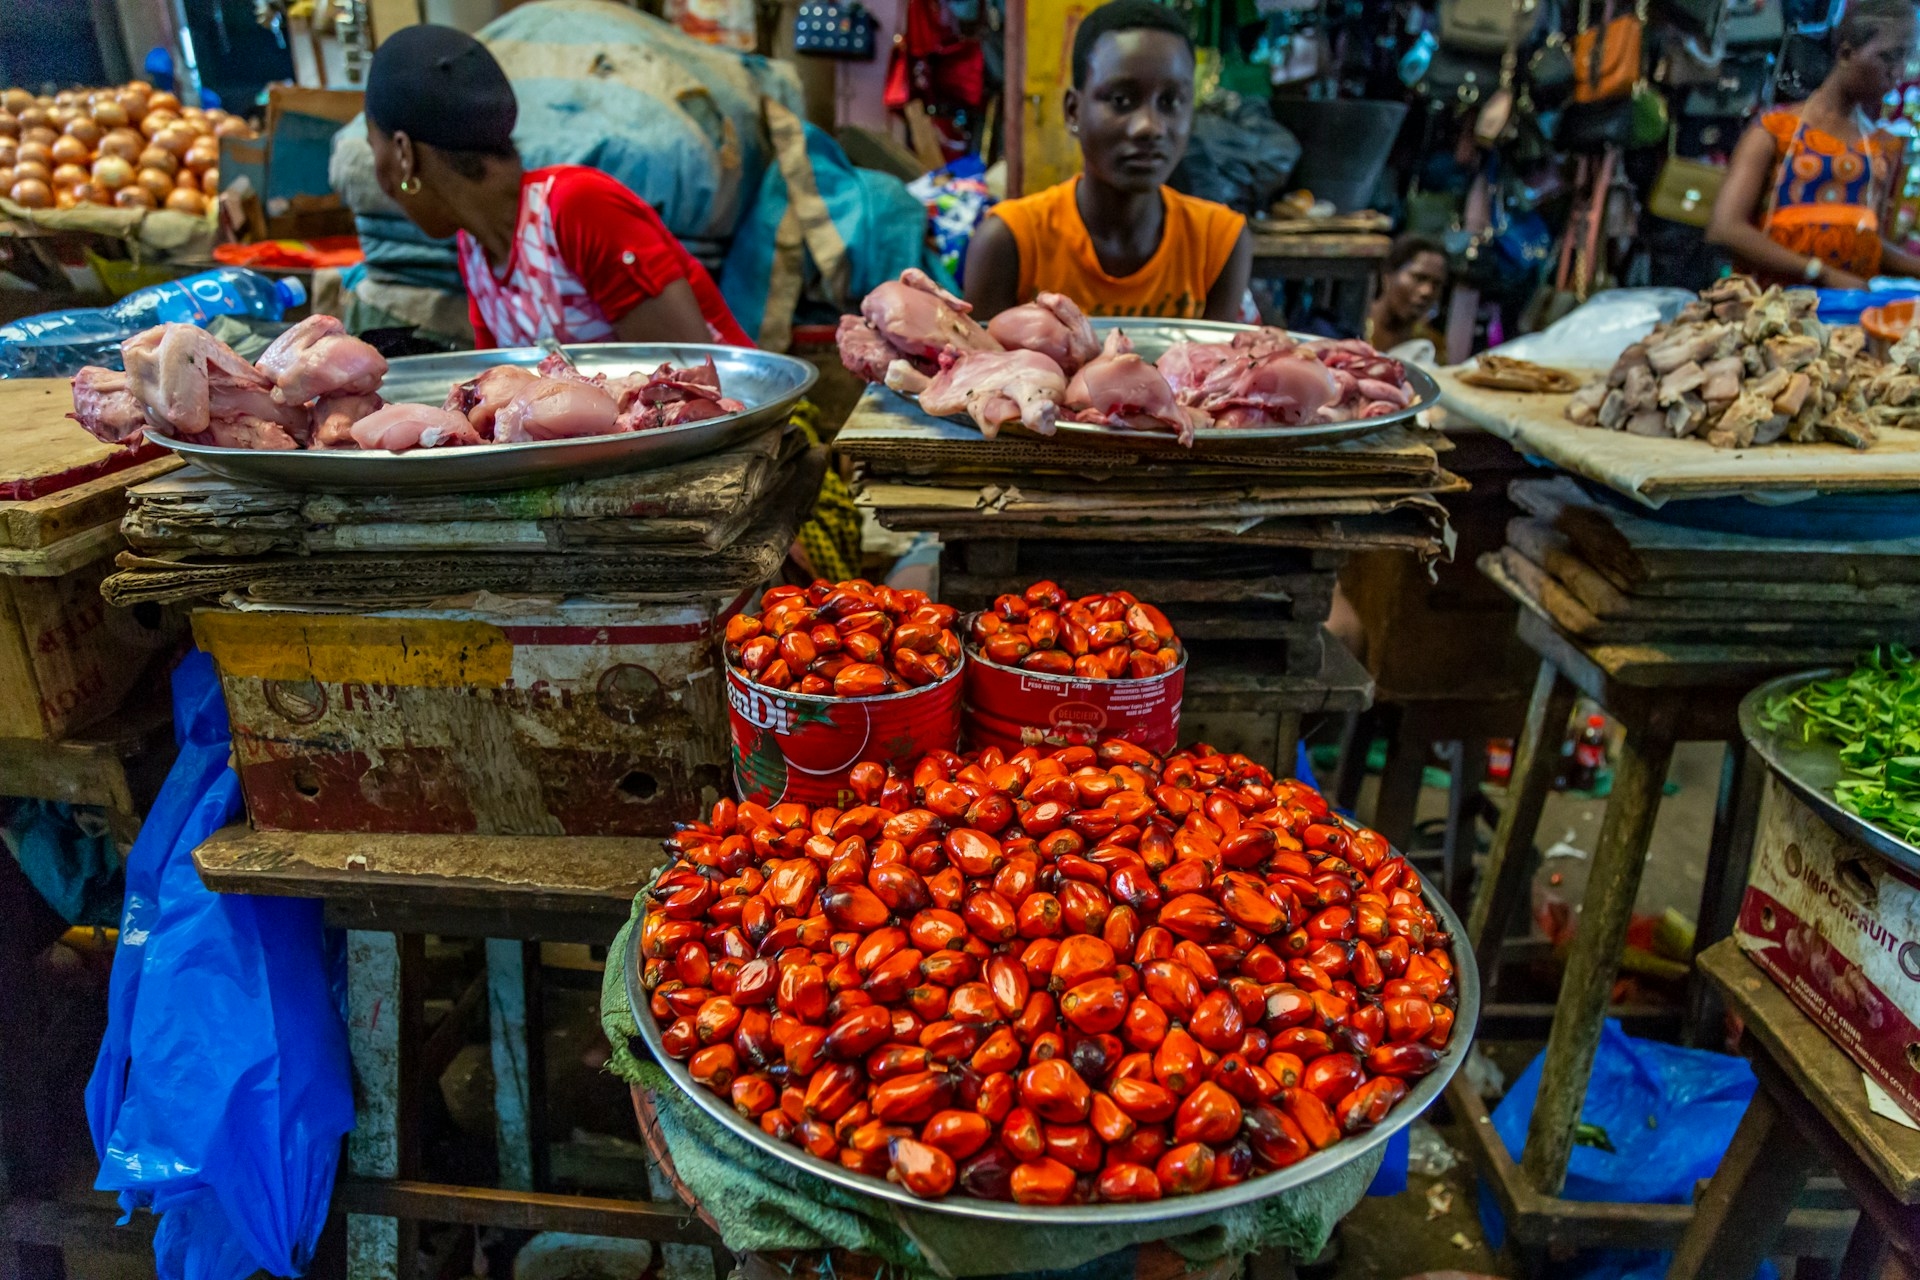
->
[1734,773,1920,1123]
[194,592,748,836]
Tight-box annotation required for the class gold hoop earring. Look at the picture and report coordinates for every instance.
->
[399,176,422,195]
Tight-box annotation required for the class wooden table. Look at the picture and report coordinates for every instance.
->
[192,826,725,1280]
[1248,231,1390,332]
[1669,942,1920,1280]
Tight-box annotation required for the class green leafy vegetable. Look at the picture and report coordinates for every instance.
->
[1759,646,1920,843]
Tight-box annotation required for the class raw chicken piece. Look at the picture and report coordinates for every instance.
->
[256,315,388,405]
[919,350,1068,438]
[1230,327,1299,358]
[1156,342,1239,399]
[494,379,621,443]
[860,269,1002,364]
[444,365,537,438]
[986,293,1101,373]
[1064,331,1204,446]
[68,366,149,443]
[350,403,483,451]
[313,392,384,449]
[613,358,744,430]
[1190,351,1341,428]
[837,316,904,383]
[121,323,311,445]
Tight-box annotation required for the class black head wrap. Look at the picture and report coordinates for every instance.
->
[366,25,517,152]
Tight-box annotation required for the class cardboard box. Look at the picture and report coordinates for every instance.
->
[221,87,363,240]
[195,593,748,836]
[1735,774,1920,1123]
[0,553,183,740]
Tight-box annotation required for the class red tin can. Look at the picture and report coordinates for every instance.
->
[962,639,1186,756]
[727,659,963,805]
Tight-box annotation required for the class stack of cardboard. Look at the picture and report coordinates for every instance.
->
[1483,475,1920,660]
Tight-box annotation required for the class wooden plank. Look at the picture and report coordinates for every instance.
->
[0,379,172,500]
[1510,475,1920,588]
[1701,940,1920,1203]
[0,524,123,578]
[1434,366,1920,503]
[1507,520,1920,621]
[335,1179,723,1248]
[1180,633,1373,712]
[872,508,1449,557]
[1666,1087,1822,1280]
[191,825,663,915]
[0,688,174,813]
[0,456,179,550]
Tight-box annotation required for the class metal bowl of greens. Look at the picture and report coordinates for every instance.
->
[1741,648,1920,875]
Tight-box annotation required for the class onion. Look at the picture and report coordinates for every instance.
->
[213,117,252,140]
[140,111,178,140]
[54,90,78,106]
[135,167,173,199]
[164,187,203,215]
[0,167,13,191]
[0,111,15,139]
[11,159,49,186]
[97,129,141,161]
[138,144,178,175]
[173,168,198,192]
[76,181,110,206]
[0,141,13,167]
[50,135,87,165]
[201,165,219,193]
[183,139,218,172]
[16,106,48,130]
[14,141,50,168]
[153,124,193,157]
[114,185,155,210]
[1,90,32,116]
[92,99,128,128]
[116,90,149,120]
[148,91,181,115]
[54,186,79,210]
[50,162,88,188]
[10,178,51,209]
[91,154,133,190]
[64,116,101,147]
[20,127,56,148]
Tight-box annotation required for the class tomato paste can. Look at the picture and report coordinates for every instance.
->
[727,659,963,805]
[962,639,1186,756]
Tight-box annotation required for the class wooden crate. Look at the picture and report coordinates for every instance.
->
[195,595,747,837]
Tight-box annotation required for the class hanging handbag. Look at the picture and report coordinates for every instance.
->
[1774,30,1832,99]
[794,0,877,57]
[1721,0,1784,47]
[1441,0,1544,53]
[1573,0,1643,102]
[1416,46,1506,111]
[1649,151,1727,224]
[1528,31,1577,106]
[1657,0,1728,43]
[1681,49,1773,116]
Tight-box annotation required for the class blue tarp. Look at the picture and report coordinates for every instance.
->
[86,652,353,1280]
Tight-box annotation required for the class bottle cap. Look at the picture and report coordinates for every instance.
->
[1586,715,1606,728]
[275,277,308,309]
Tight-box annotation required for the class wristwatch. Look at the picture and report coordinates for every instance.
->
[1803,257,1825,283]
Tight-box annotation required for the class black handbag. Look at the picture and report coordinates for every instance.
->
[1774,31,1832,100]
[1528,31,1577,106]
[1681,49,1773,116]
[1417,47,1506,111]
[794,0,877,58]
[1559,96,1635,150]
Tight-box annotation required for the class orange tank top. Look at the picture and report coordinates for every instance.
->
[986,178,1247,319]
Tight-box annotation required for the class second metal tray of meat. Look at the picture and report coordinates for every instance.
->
[144,343,818,494]
[623,839,1478,1225]
[909,319,1439,450]
[1740,669,1920,877]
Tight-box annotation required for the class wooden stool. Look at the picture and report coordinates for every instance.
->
[1669,942,1920,1280]
[1455,607,1832,1257]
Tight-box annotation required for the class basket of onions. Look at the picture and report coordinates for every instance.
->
[0,81,254,215]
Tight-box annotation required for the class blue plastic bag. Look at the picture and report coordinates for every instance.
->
[1479,1019,1768,1280]
[86,651,354,1280]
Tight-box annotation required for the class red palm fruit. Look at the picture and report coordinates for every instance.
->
[1090,1091,1137,1145]
[731,1073,777,1117]
[867,1044,931,1080]
[689,1043,738,1090]
[1188,989,1245,1053]
[1155,1142,1215,1197]
[1172,1081,1243,1146]
[908,909,968,952]
[1427,1004,1455,1048]
[925,865,965,910]
[888,1136,957,1198]
[1262,1052,1305,1090]
[871,1070,954,1124]
[1108,1075,1178,1123]
[1153,1028,1205,1095]
[824,1005,892,1059]
[1140,960,1200,1018]
[1262,985,1314,1030]
[1017,892,1063,937]
[733,956,785,1005]
[1122,995,1170,1051]
[948,982,1000,1025]
[852,927,907,976]
[1018,1058,1093,1123]
[1058,880,1112,934]
[761,1109,797,1142]
[803,1062,865,1122]
[1020,939,1062,985]
[994,853,1039,904]
[974,1071,1017,1124]
[1269,1028,1334,1059]
[695,997,743,1045]
[984,955,1030,1019]
[967,792,1016,833]
[1060,977,1128,1034]
[1050,935,1117,990]
[820,884,889,931]
[920,1020,984,1064]
[1367,1042,1443,1077]
[1383,995,1434,1043]
[1209,1053,1264,1105]
[920,949,977,988]
[964,890,1019,943]
[1097,1162,1163,1203]
[798,1120,839,1159]
[1282,1087,1340,1149]
[905,985,950,1022]
[944,828,1004,876]
[868,864,930,915]
[785,1026,828,1076]
[1009,1157,1076,1205]
[970,1026,1023,1074]
[1159,892,1231,943]
[862,948,923,1003]
[1242,1101,1310,1168]
[1335,1076,1407,1134]
[1001,1106,1047,1160]
[1302,1052,1365,1105]
[922,1109,993,1162]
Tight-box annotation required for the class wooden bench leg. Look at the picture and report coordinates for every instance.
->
[347,932,422,1280]
[1686,743,1764,1048]
[1441,736,1486,912]
[1520,695,1678,1196]
[1665,1087,1819,1280]
[1371,705,1427,853]
[1466,662,1576,987]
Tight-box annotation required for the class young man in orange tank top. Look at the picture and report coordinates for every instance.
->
[963,0,1253,322]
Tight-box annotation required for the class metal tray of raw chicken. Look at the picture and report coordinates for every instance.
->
[904,318,1439,449]
[146,343,817,494]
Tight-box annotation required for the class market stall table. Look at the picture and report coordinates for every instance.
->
[1667,941,1920,1280]
[1248,227,1392,333]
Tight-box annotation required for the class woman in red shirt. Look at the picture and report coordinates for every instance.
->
[363,25,752,349]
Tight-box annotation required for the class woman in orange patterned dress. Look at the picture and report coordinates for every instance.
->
[1708,0,1920,290]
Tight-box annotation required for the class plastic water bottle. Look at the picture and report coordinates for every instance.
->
[0,268,308,378]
